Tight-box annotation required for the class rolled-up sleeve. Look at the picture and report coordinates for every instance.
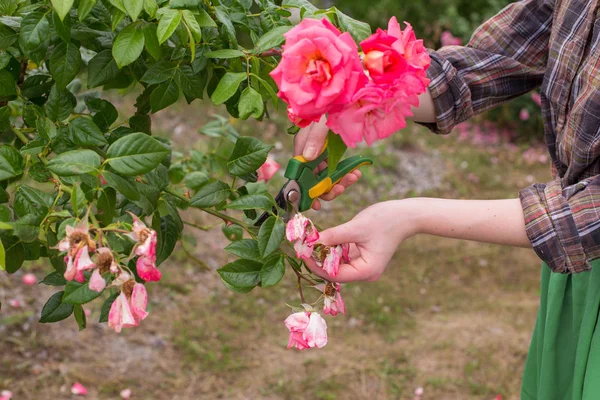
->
[520,176,600,273]
[420,0,554,134]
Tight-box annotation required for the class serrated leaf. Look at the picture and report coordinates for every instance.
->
[224,239,262,262]
[143,23,161,61]
[238,86,264,119]
[157,9,181,44]
[87,50,120,88]
[261,255,285,287]
[101,170,140,200]
[215,6,237,47]
[190,180,230,208]
[69,117,108,147]
[112,23,145,68]
[47,150,101,176]
[37,117,57,140]
[196,7,216,27]
[140,60,177,85]
[106,132,170,176]
[153,214,178,265]
[123,0,143,21]
[63,280,103,304]
[86,98,118,132]
[0,145,24,181]
[204,49,244,59]
[150,79,180,113]
[228,194,273,210]
[217,259,262,292]
[3,237,25,273]
[50,42,81,89]
[176,65,205,102]
[258,216,284,258]
[19,12,49,52]
[40,291,74,323]
[41,271,67,286]
[211,72,246,106]
[53,11,72,43]
[253,25,292,54]
[45,85,76,122]
[182,10,201,41]
[78,0,97,21]
[144,0,158,18]
[227,136,273,177]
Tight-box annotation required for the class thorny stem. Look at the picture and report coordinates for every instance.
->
[164,186,252,230]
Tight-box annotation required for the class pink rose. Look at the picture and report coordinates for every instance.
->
[130,283,149,323]
[126,214,161,282]
[270,18,368,124]
[520,108,530,121]
[286,213,319,259]
[284,311,328,350]
[321,245,342,276]
[89,269,106,292]
[257,157,280,182]
[71,382,88,396]
[65,246,96,283]
[361,17,430,86]
[440,30,462,47]
[22,273,37,285]
[108,292,138,333]
[323,283,346,316]
[327,77,422,147]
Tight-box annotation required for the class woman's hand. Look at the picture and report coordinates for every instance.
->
[293,117,362,210]
[304,200,418,282]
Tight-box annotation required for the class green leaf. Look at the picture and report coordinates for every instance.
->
[222,224,243,241]
[0,145,24,181]
[224,239,262,262]
[124,0,143,21]
[37,117,58,140]
[4,237,25,273]
[0,70,16,102]
[69,117,108,147]
[150,79,180,113]
[182,10,201,41]
[195,7,216,27]
[334,8,372,44]
[111,9,126,30]
[261,255,285,287]
[228,194,273,210]
[204,49,244,59]
[281,0,318,11]
[326,130,347,178]
[215,6,237,47]
[74,304,87,331]
[176,65,205,102]
[157,9,181,44]
[154,214,178,265]
[87,50,120,88]
[217,259,262,293]
[86,98,118,132]
[211,72,246,106]
[53,11,72,43]
[99,291,119,322]
[45,85,76,122]
[51,0,74,21]
[41,271,67,286]
[169,0,200,10]
[78,0,97,21]
[71,182,86,217]
[112,23,145,68]
[190,180,230,208]
[50,42,82,89]
[19,12,49,52]
[141,60,177,85]
[19,139,47,156]
[258,216,284,258]
[143,24,162,61]
[63,280,103,304]
[101,170,140,200]
[183,171,209,190]
[238,87,264,119]
[144,0,158,18]
[48,150,101,176]
[39,291,74,323]
[0,239,4,271]
[109,0,127,13]
[106,132,170,176]
[14,185,53,220]
[227,136,273,177]
[253,25,292,54]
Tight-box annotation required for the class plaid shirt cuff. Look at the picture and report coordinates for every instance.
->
[417,48,474,135]
[519,179,591,273]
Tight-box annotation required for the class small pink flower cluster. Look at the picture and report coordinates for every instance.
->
[56,214,161,333]
[270,17,430,148]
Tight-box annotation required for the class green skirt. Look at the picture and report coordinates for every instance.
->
[522,259,600,400]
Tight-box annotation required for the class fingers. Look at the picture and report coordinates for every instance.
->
[304,256,371,283]
[293,124,310,156]
[318,220,363,246]
[302,116,328,160]
[311,199,321,210]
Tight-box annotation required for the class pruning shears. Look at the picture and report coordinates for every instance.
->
[254,142,373,226]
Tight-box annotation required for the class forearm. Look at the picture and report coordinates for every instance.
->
[402,197,531,248]
[408,88,436,123]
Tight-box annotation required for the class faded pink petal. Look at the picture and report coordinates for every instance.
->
[341,243,351,263]
[286,214,309,242]
[129,283,149,323]
[322,245,342,276]
[136,256,162,282]
[74,246,95,273]
[303,312,328,348]
[64,256,77,281]
[324,283,346,316]
[108,292,138,333]
[120,388,132,399]
[1,390,12,400]
[8,299,21,308]
[88,269,106,293]
[22,273,36,286]
[285,312,310,350]
[71,382,88,396]
[257,157,280,182]
[294,240,313,259]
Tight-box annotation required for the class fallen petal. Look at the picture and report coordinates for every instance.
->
[120,388,132,399]
[22,273,37,285]
[71,382,88,396]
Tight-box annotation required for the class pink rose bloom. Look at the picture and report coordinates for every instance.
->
[327,77,422,147]
[22,273,36,285]
[0,390,12,400]
[130,283,149,323]
[108,292,138,333]
[57,220,97,282]
[88,269,106,292]
[531,92,542,106]
[284,311,328,350]
[520,108,530,121]
[257,157,280,182]
[323,283,346,316]
[322,245,343,276]
[126,214,161,282]
[270,18,368,124]
[65,246,96,283]
[286,213,319,259]
[71,382,88,396]
[361,17,430,86]
[440,30,462,47]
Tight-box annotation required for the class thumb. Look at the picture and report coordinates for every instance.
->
[318,220,362,246]
[302,116,328,160]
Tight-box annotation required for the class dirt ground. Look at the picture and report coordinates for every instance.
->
[0,96,550,399]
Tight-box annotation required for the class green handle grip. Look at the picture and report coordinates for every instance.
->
[317,155,373,185]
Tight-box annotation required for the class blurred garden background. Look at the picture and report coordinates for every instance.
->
[0,0,553,398]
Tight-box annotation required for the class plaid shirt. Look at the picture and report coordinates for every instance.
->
[423,0,600,273]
